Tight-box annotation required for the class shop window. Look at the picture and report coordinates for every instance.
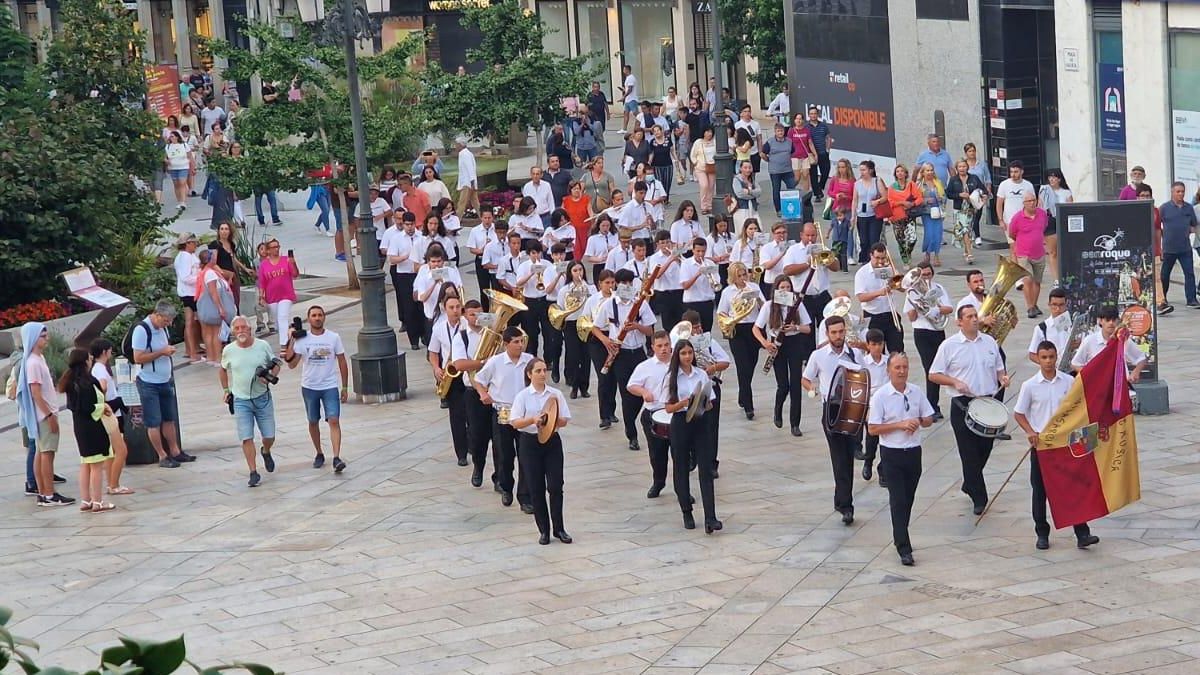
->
[619,0,676,100]
[916,0,968,21]
[791,0,890,65]
[576,0,611,99]
[1169,32,1200,197]
[540,1,570,56]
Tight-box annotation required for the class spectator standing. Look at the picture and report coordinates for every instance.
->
[89,339,133,496]
[58,349,115,512]
[964,142,992,244]
[257,240,300,350]
[16,322,75,506]
[733,106,763,176]
[398,174,431,225]
[1118,165,1146,200]
[219,317,281,488]
[195,248,236,365]
[851,160,888,264]
[765,83,790,126]
[913,133,953,185]
[522,166,556,228]
[806,106,834,199]
[416,165,451,205]
[1160,181,1199,308]
[996,160,1036,236]
[1008,191,1050,318]
[131,301,195,468]
[164,131,194,211]
[455,140,479,218]
[586,81,609,133]
[787,113,817,192]
[1037,168,1073,287]
[283,306,349,472]
[690,127,717,214]
[199,98,226,136]
[173,232,202,362]
[619,64,638,131]
[914,163,947,267]
[545,155,573,207]
[945,159,985,264]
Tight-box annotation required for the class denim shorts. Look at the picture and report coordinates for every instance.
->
[301,387,341,423]
[168,168,189,180]
[623,100,638,113]
[234,391,277,441]
[137,379,179,428]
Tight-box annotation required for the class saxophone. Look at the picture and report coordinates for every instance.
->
[749,233,766,283]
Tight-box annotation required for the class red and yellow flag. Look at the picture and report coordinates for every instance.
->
[1036,335,1140,528]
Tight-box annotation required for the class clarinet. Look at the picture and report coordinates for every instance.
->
[762,298,800,373]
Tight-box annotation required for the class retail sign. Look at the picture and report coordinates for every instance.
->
[426,0,487,11]
[144,65,181,121]
[1172,109,1200,198]
[693,0,712,13]
[1063,47,1080,72]
[792,58,895,167]
[1099,63,1126,152]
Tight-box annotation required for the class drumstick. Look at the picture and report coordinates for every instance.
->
[974,446,1032,526]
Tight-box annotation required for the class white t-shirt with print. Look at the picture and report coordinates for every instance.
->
[291,330,345,391]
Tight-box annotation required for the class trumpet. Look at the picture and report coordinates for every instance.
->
[535,263,546,292]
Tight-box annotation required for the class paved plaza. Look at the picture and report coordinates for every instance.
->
[4,141,1200,674]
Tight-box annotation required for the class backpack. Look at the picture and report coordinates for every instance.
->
[121,320,156,370]
[4,359,19,401]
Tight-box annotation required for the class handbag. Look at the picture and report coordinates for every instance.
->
[705,162,716,175]
[929,205,943,219]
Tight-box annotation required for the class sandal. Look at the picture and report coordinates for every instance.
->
[90,501,116,513]
[107,486,135,495]
[79,501,93,511]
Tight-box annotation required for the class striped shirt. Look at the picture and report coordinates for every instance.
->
[807,121,831,153]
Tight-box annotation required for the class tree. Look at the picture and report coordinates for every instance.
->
[0,0,165,309]
[420,0,598,146]
[718,0,787,94]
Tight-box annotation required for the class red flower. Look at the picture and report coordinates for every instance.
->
[0,300,69,330]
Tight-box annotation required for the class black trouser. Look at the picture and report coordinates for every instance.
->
[464,388,493,481]
[590,339,617,422]
[446,377,469,462]
[523,296,552,359]
[912,328,945,414]
[951,395,995,507]
[856,216,883,262]
[395,269,423,344]
[640,408,672,487]
[718,263,729,287]
[475,259,493,312]
[730,323,760,412]
[591,263,605,284]
[707,381,722,470]
[773,333,809,427]
[802,291,831,354]
[971,206,984,238]
[657,289,684,330]
[671,412,716,521]
[519,431,565,536]
[614,347,646,441]
[563,321,590,392]
[682,299,714,332]
[823,418,857,514]
[809,151,831,195]
[995,346,1008,402]
[1030,449,1091,539]
[490,410,528,505]
[866,310,904,355]
[862,428,880,465]
[880,445,922,555]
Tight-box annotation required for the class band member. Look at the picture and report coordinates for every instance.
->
[1070,305,1147,381]
[515,242,560,361]
[616,181,655,241]
[649,231,685,328]
[683,309,731,476]
[665,338,720,533]
[858,328,889,484]
[1014,341,1100,551]
[584,271,620,429]
[866,352,935,566]
[497,230,528,329]
[680,238,718,331]
[956,268,1012,439]
[815,290,861,348]
[928,306,1010,515]
[719,263,766,416]
[543,208,577,261]
[729,218,760,269]
[473,213,504,311]
[802,316,865,524]
[414,244,464,347]
[450,300,493,487]
[670,201,705,250]
[544,244,570,381]
[1027,288,1071,365]
[903,261,953,418]
[604,230,635,274]
[386,211,423,350]
[759,222,791,295]
[755,276,813,433]
[854,242,904,354]
[708,215,735,286]
[585,215,619,282]
[474,327,534,511]
[627,331,673,497]
[427,294,468,465]
[510,358,573,545]
[620,237,652,286]
[593,268,656,449]
[558,261,596,398]
[510,195,544,251]
[783,222,841,353]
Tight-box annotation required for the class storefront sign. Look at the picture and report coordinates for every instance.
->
[1099,63,1126,152]
[1057,201,1157,380]
[426,0,487,11]
[1172,108,1200,198]
[791,58,896,173]
[144,65,181,121]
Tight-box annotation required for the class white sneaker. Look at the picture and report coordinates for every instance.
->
[848,260,858,267]
[974,236,982,245]
[325,229,335,238]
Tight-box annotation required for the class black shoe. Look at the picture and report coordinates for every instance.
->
[538,532,551,545]
[853,448,868,460]
[260,448,275,473]
[862,464,873,481]
[773,411,783,428]
[1189,302,1200,308]
[900,552,915,566]
[712,469,719,480]
[609,416,619,424]
[24,483,38,496]
[471,468,483,487]
[791,426,803,437]
[704,518,723,534]
[520,503,535,515]
[1077,534,1100,549]
[332,457,346,473]
[440,399,450,409]
[1036,536,1050,550]
[551,370,560,384]
[841,510,854,526]
[248,471,261,487]
[628,438,640,451]
[410,343,421,351]
[570,388,578,400]
[53,473,66,484]
[457,457,469,467]
[501,491,514,507]
[174,451,196,463]
[1159,304,1175,315]
[493,482,502,493]
[973,503,986,516]
[581,390,591,398]
[554,530,573,544]
[647,483,664,499]
[313,453,326,469]
[931,411,944,422]
[996,432,1012,441]
[745,410,755,420]
[599,419,612,430]
[682,512,696,530]
[159,457,181,468]
[50,492,75,505]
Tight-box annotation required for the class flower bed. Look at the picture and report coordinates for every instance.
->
[0,300,70,330]
[479,188,519,217]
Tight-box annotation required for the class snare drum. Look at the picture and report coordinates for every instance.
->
[965,397,1008,438]
[650,409,672,439]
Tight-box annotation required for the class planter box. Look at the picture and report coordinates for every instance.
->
[0,309,107,357]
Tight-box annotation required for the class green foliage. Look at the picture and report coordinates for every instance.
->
[101,266,180,346]
[420,0,598,143]
[718,0,787,92]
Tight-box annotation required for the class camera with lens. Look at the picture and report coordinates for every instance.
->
[256,357,282,385]
[289,317,307,342]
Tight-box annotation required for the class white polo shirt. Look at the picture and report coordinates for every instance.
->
[1070,330,1147,371]
[902,282,953,331]
[481,239,508,271]
[854,263,894,315]
[680,257,717,302]
[861,351,889,395]
[427,316,466,360]
[628,356,671,411]
[475,351,534,408]
[648,251,681,291]
[708,233,735,261]
[556,282,596,321]
[511,384,572,435]
[379,225,402,255]
[671,366,716,406]
[593,295,656,349]
[386,231,422,273]
[466,223,498,253]
[497,252,525,290]
[868,381,936,448]
[955,292,984,315]
[413,265,464,319]
[586,232,618,262]
[803,342,865,402]
[782,244,831,294]
[515,259,558,300]
[620,255,652,285]
[729,238,756,268]
[929,331,1005,398]
[717,284,765,326]
[760,239,791,284]
[617,198,654,239]
[522,180,554,215]
[1013,369,1073,433]
[754,299,813,338]
[604,245,634,272]
[449,323,485,384]
[1027,311,1072,359]
[671,219,705,247]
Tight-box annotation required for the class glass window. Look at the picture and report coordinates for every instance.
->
[620,0,676,100]
[1170,32,1200,197]
[576,0,611,99]
[540,1,570,56]
[916,0,968,21]
[791,0,890,65]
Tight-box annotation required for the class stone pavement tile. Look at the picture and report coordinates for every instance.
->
[655,646,724,668]
[708,633,791,666]
[1081,616,1191,642]
[992,632,1104,660]
[824,648,938,675]
[952,596,1052,621]
[466,655,555,675]
[743,604,824,635]
[532,652,649,674]
[1075,628,1200,660]
[899,651,1012,675]
[999,650,1091,674]
[1076,648,1193,675]
[916,629,1026,659]
[696,665,756,675]
[557,620,678,650]
[1008,617,1095,639]
[766,647,858,672]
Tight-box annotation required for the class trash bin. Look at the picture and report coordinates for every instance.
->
[118,381,181,465]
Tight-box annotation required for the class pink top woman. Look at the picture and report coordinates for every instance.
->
[258,252,298,304]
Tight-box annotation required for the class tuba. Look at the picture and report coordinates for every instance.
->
[717,287,760,339]
[978,255,1030,346]
[549,282,588,330]
[436,289,527,398]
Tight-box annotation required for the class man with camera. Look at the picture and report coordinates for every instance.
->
[283,306,349,473]
[219,316,282,487]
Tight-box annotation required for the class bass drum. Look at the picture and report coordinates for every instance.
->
[824,366,871,436]
[650,409,673,439]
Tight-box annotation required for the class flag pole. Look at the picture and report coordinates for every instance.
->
[974,446,1032,526]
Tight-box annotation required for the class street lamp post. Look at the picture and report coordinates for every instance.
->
[709,0,733,221]
[302,0,406,402]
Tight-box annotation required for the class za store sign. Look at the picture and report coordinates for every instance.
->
[793,58,896,159]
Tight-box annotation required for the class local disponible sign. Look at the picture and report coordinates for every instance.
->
[1057,200,1158,381]
[791,58,896,164]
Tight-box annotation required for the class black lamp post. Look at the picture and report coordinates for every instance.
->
[709,0,733,222]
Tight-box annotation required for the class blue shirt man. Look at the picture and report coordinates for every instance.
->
[914,134,954,185]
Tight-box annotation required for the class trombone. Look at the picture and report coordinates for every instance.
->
[878,242,905,330]
[811,224,838,268]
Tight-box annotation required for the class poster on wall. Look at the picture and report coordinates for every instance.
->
[1099,63,1126,152]
[144,65,182,121]
[1057,201,1157,381]
[1172,109,1200,198]
[791,58,896,177]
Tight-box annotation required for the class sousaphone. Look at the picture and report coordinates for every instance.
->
[537,395,560,443]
